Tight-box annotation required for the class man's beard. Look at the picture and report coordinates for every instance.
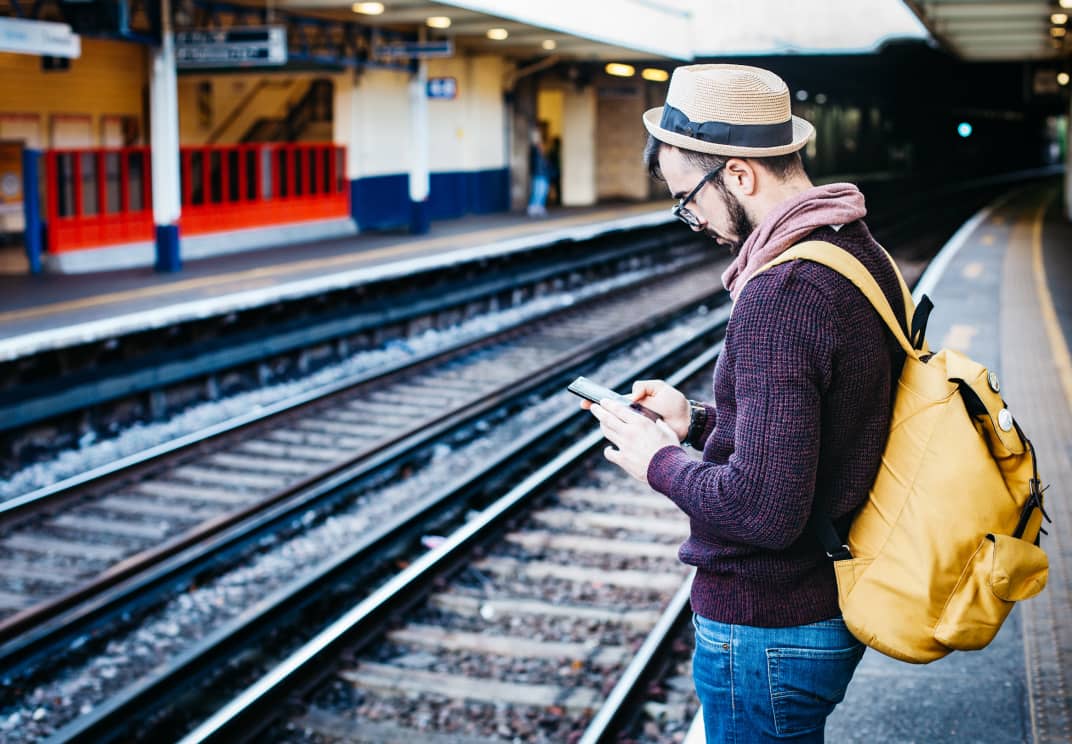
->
[708,187,755,256]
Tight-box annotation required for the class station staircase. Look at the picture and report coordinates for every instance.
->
[206,78,333,145]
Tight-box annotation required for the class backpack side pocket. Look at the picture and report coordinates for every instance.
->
[934,534,1048,650]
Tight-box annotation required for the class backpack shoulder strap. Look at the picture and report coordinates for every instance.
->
[746,240,923,563]
[876,243,916,336]
[748,240,919,359]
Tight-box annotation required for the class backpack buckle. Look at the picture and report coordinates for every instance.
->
[827,544,853,561]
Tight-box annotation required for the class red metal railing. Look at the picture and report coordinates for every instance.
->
[45,147,154,253]
[180,143,348,235]
[44,143,348,253]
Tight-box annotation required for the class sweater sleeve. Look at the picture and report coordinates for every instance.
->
[647,268,838,549]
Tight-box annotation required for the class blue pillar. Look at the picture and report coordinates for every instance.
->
[154,224,181,272]
[410,198,430,235]
[21,148,42,274]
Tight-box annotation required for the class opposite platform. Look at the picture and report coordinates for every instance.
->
[0,202,670,362]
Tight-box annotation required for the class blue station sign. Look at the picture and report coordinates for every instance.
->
[427,77,457,100]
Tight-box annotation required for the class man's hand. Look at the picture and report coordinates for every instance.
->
[630,380,691,441]
[589,398,680,483]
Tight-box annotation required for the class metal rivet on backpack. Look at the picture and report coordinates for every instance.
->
[998,408,1013,432]
[987,371,1001,393]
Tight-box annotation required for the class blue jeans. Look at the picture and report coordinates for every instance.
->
[692,613,865,743]
[528,174,549,209]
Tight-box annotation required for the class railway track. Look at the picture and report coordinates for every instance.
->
[1,259,732,743]
[276,475,694,743]
[174,345,724,744]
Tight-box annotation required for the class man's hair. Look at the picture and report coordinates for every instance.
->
[643,134,803,183]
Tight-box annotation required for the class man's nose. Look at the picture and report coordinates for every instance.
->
[689,218,706,233]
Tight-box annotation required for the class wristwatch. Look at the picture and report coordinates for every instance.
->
[683,399,708,450]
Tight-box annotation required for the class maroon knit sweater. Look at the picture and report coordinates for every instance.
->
[647,221,906,627]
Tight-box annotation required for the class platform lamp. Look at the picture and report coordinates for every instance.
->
[1056,0,1072,38]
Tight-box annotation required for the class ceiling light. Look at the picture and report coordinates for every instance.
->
[605,63,635,78]
[815,93,828,104]
[1062,0,1072,8]
[486,28,508,40]
[541,39,556,51]
[1052,27,1067,37]
[426,16,451,29]
[1059,72,1071,86]
[641,68,669,82]
[795,90,809,102]
[352,2,384,13]
[1053,13,1069,24]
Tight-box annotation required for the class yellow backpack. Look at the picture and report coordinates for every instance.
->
[755,240,1051,663]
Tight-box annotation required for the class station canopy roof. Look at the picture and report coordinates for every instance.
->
[903,1,1072,61]
[278,0,692,60]
[278,0,933,61]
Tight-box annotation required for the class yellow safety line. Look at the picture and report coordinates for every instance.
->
[0,204,662,325]
[1031,194,1072,411]
[1026,189,1072,744]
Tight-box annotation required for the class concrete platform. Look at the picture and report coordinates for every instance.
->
[0,202,670,362]
[686,182,1072,743]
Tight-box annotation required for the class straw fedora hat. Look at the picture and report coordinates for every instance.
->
[643,64,814,158]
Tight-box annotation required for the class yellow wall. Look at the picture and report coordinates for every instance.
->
[335,55,507,181]
[537,89,564,141]
[596,77,648,201]
[335,67,412,179]
[563,86,596,206]
[0,39,148,147]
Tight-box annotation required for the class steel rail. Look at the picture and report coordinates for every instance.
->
[578,571,695,744]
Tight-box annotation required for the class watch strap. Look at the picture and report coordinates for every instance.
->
[684,399,708,449]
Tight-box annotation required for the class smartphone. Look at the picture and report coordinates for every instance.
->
[567,376,661,421]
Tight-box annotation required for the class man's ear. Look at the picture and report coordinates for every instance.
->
[724,158,757,196]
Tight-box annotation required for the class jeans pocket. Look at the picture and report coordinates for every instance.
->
[766,644,864,737]
[692,613,730,649]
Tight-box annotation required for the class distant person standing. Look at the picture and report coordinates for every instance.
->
[547,136,562,206]
[527,128,550,217]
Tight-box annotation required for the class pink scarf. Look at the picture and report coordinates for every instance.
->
[721,183,867,300]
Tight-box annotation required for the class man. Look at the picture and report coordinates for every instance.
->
[584,64,907,742]
[528,126,551,217]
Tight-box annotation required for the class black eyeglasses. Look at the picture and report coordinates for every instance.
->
[671,164,725,229]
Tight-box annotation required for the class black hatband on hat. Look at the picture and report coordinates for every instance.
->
[659,104,793,148]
